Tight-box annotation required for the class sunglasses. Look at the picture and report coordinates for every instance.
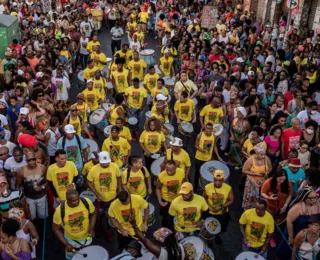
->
[0,153,8,156]
[38,94,43,97]
[27,158,36,162]
[71,109,78,112]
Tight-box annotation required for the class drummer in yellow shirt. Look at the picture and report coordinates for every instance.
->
[115,117,132,143]
[92,70,107,97]
[174,90,196,123]
[122,155,152,198]
[83,60,99,83]
[82,79,103,111]
[143,66,160,93]
[200,97,224,130]
[194,123,222,192]
[108,190,149,249]
[115,44,133,68]
[156,160,186,227]
[160,40,178,57]
[150,78,169,101]
[111,58,130,94]
[82,152,99,177]
[87,35,100,54]
[73,93,90,123]
[159,50,175,76]
[150,94,171,124]
[102,126,131,168]
[169,182,208,236]
[203,170,234,244]
[161,137,191,179]
[127,51,147,81]
[138,10,149,24]
[90,45,107,70]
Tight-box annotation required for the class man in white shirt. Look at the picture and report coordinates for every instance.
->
[297,101,320,129]
[110,22,124,55]
[80,16,93,38]
[265,47,276,72]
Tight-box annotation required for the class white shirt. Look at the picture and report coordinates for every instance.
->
[80,21,93,38]
[129,40,141,52]
[4,156,27,190]
[110,27,124,41]
[0,141,16,155]
[51,76,71,101]
[297,110,320,129]
[0,4,5,14]
[222,89,230,103]
[266,55,276,72]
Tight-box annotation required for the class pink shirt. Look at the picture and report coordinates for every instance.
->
[264,135,280,152]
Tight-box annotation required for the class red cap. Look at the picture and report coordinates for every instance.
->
[18,134,38,148]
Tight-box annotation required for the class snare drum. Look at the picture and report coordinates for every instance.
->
[142,203,155,226]
[150,156,164,183]
[128,117,138,132]
[140,49,155,65]
[102,103,112,111]
[73,246,109,260]
[200,217,221,240]
[212,124,224,137]
[178,121,194,136]
[89,109,109,131]
[80,191,96,203]
[85,139,98,157]
[236,252,265,260]
[163,123,174,135]
[163,76,176,89]
[104,125,113,137]
[200,161,230,190]
[180,236,215,260]
[77,70,85,90]
[145,111,151,120]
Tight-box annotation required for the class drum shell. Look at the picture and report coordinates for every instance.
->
[140,49,155,65]
[142,203,155,226]
[200,225,215,241]
[77,71,85,90]
[200,160,230,190]
[128,117,138,132]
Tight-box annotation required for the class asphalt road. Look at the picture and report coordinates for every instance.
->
[41,26,278,260]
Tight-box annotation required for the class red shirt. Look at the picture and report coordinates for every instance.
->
[284,91,293,110]
[225,53,236,63]
[209,54,221,63]
[9,43,22,56]
[281,128,302,159]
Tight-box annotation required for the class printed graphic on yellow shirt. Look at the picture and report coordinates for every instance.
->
[167,180,179,193]
[128,176,142,190]
[56,172,69,190]
[56,80,63,93]
[66,146,80,163]
[99,172,112,190]
[73,123,80,133]
[95,83,102,91]
[183,207,197,223]
[122,209,135,222]
[132,91,141,104]
[250,222,265,242]
[203,140,213,151]
[174,159,181,168]
[118,76,125,86]
[149,78,157,88]
[67,212,84,232]
[89,71,95,78]
[78,107,85,119]
[133,64,140,73]
[110,145,120,161]
[87,94,95,105]
[208,111,217,122]
[147,135,159,149]
[211,192,224,207]
[181,106,190,116]
[163,62,169,71]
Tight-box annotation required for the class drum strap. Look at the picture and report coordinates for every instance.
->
[180,80,194,96]
[67,114,83,126]
[213,184,226,213]
[111,253,132,260]
[60,197,90,225]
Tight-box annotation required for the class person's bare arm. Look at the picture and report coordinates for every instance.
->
[146,176,152,195]
[89,212,97,236]
[87,180,103,201]
[281,142,285,159]
[292,230,305,260]
[52,223,71,249]
[223,189,234,208]
[287,204,301,244]
[15,168,24,190]
[117,176,122,193]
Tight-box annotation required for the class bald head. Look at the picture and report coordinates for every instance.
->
[0,146,9,155]
[291,118,300,130]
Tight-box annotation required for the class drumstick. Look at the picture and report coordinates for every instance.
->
[145,195,150,201]
[72,250,88,258]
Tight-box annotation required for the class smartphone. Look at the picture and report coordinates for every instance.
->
[272,194,279,198]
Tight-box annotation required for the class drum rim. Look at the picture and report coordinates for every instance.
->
[150,156,164,176]
[200,160,230,182]
[75,245,109,257]
[204,217,221,235]
[180,236,204,260]
[235,252,265,260]
[89,109,107,124]
[140,49,155,55]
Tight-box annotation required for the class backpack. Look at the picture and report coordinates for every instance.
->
[60,197,89,225]
[62,134,82,154]
[126,166,146,184]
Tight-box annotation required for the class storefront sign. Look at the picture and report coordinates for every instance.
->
[201,6,218,29]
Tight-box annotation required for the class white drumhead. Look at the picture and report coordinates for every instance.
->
[140,49,155,55]
[104,125,113,136]
[85,139,98,155]
[89,109,106,125]
[163,76,175,86]
[181,121,194,133]
[205,217,221,235]
[107,82,113,89]
[154,65,162,75]
[106,57,112,62]
[128,117,138,125]
[150,157,164,177]
[145,111,151,119]
[192,98,198,106]
[73,246,109,260]
[80,191,96,202]
[102,103,112,111]
[212,124,223,137]
[236,252,265,260]
[200,160,230,183]
[180,236,204,260]
[163,123,174,133]
[77,71,84,82]
[142,203,154,215]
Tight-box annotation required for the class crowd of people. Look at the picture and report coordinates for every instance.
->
[0,0,320,259]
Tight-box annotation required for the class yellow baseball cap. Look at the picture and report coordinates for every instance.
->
[213,170,224,179]
[179,182,193,194]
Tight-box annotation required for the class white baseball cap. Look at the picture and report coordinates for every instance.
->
[87,79,94,84]
[99,151,111,164]
[20,107,29,115]
[236,57,245,63]
[248,70,255,76]
[156,94,167,101]
[36,72,44,78]
[169,137,183,147]
[64,124,76,134]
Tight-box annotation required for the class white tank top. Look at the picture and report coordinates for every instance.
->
[16,220,30,242]
[298,229,320,259]
[45,128,60,156]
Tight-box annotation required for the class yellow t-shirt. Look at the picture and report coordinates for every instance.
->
[101,137,131,167]
[74,102,89,123]
[111,69,129,93]
[139,130,165,153]
[216,23,226,34]
[205,183,232,215]
[114,50,133,68]
[151,87,169,100]
[133,32,145,44]
[169,194,208,233]
[160,46,178,57]
[90,52,107,70]
[127,59,147,81]
[127,21,137,33]
[82,160,96,176]
[119,126,132,141]
[239,208,274,248]
[122,167,150,198]
[165,149,191,173]
[87,40,101,53]
[108,194,148,236]
[108,62,118,73]
[93,77,107,96]
[60,50,70,60]
[200,105,224,125]
[158,169,185,202]
[160,56,174,76]
[87,162,120,202]
[125,86,147,109]
[139,12,149,23]
[187,24,201,32]
[243,139,267,155]
[195,132,216,161]
[82,88,102,111]
[174,99,195,122]
[53,198,95,240]
[108,105,126,125]
[47,161,78,200]
[68,115,82,136]
[83,66,99,80]
[143,73,160,92]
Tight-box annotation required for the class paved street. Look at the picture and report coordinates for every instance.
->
[42,26,277,260]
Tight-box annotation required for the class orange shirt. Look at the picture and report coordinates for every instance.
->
[26,57,40,72]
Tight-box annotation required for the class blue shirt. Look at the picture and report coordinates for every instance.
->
[57,135,87,170]
[7,105,21,131]
[284,166,305,193]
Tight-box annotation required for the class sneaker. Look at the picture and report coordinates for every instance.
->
[215,235,223,245]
